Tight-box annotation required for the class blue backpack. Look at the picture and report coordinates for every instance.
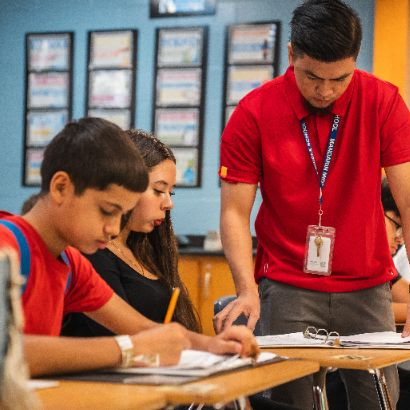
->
[0,220,71,295]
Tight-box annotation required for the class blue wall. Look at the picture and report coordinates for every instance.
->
[0,0,374,234]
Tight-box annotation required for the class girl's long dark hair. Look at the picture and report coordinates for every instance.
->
[125,129,201,332]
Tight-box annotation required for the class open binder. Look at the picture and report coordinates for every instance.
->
[257,326,410,349]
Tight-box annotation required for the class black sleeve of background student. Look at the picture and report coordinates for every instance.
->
[61,250,126,338]
[87,249,170,322]
[86,249,130,301]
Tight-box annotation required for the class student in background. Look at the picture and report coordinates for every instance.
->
[380,178,410,410]
[0,118,257,377]
[327,178,410,409]
[381,178,409,324]
[394,246,410,283]
[62,129,201,336]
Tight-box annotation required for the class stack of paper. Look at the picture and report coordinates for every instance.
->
[340,331,410,348]
[113,349,279,377]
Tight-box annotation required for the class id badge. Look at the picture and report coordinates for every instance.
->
[303,225,336,276]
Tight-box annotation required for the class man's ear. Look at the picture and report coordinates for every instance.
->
[288,42,294,66]
[49,171,74,205]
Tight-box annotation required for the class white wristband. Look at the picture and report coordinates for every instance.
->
[114,335,134,368]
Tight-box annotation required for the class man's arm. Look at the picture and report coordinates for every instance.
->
[385,162,410,336]
[213,181,259,333]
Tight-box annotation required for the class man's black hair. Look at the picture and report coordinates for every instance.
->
[381,178,400,217]
[40,117,148,195]
[291,0,362,62]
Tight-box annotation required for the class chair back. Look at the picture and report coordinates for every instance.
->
[213,295,261,335]
[0,247,39,410]
[0,249,11,385]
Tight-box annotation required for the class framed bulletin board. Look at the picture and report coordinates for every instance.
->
[86,29,137,129]
[23,32,73,186]
[152,26,208,187]
[222,21,280,128]
[150,0,216,17]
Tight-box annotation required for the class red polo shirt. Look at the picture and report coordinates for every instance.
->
[220,66,410,292]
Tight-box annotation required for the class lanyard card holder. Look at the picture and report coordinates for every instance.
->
[303,225,336,276]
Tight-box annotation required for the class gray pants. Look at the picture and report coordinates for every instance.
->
[259,279,399,410]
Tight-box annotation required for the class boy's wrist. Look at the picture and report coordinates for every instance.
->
[115,335,161,367]
[114,335,134,368]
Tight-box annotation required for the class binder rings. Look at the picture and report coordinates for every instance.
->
[257,326,410,349]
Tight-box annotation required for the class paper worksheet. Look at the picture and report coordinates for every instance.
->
[112,349,279,376]
[28,380,59,390]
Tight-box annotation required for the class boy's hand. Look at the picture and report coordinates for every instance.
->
[131,323,191,366]
[206,325,259,358]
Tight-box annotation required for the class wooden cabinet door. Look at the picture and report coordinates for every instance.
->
[197,257,236,335]
[178,255,237,335]
[178,256,201,312]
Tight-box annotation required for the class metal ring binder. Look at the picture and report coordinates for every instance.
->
[303,326,341,346]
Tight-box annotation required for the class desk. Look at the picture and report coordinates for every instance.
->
[264,347,410,410]
[37,381,166,410]
[162,359,318,407]
[37,359,319,410]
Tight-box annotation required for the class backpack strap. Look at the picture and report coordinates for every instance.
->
[0,220,72,295]
[60,251,72,294]
[0,220,30,291]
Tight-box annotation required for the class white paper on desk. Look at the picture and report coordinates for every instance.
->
[112,349,278,377]
[340,331,410,347]
[28,380,59,390]
[257,332,332,347]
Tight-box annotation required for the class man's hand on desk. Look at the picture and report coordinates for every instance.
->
[207,325,260,358]
[213,290,260,334]
[131,323,191,366]
[401,303,410,337]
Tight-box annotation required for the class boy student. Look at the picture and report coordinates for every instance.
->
[216,0,410,408]
[0,117,257,377]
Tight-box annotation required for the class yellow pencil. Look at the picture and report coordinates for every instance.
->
[164,287,180,324]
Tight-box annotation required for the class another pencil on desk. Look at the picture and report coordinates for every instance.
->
[164,287,180,324]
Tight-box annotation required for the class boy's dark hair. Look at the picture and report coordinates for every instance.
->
[291,0,362,62]
[124,129,201,333]
[40,117,148,195]
[381,178,400,217]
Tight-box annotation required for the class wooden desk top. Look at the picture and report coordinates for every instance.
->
[264,347,410,370]
[37,381,166,410]
[159,359,319,406]
[37,359,319,408]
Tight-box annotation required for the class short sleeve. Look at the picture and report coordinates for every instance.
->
[0,224,19,256]
[380,88,410,167]
[85,250,129,302]
[220,101,262,184]
[63,247,114,314]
